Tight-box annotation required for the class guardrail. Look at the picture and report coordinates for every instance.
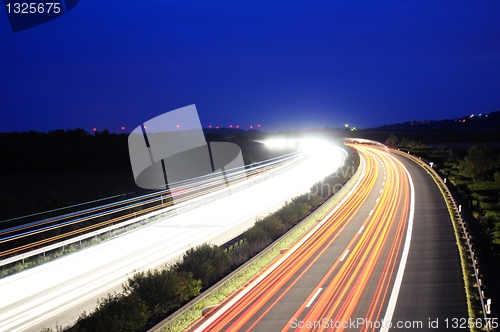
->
[389,148,492,332]
[0,204,174,268]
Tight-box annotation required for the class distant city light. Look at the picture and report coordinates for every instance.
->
[229,124,233,128]
[121,126,125,130]
[176,124,180,128]
[216,126,219,129]
[208,125,212,128]
[258,124,261,127]
[345,124,349,128]
[236,125,239,128]
[93,128,97,131]
[250,125,253,129]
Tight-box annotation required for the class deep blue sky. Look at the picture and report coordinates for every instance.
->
[1,0,500,132]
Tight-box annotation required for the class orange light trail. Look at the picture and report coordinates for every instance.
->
[197,145,412,332]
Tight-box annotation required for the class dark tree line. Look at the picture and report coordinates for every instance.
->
[0,129,290,221]
[0,129,131,174]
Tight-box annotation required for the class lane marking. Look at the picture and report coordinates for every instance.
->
[369,209,374,216]
[381,154,415,332]
[305,288,323,308]
[380,189,383,193]
[193,151,367,332]
[376,197,379,203]
[358,225,365,234]
[382,182,385,186]
[340,249,350,261]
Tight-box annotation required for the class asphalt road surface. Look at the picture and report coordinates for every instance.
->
[194,145,467,332]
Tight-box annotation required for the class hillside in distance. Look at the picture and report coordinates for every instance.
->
[372,110,500,132]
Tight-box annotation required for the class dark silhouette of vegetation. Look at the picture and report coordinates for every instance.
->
[73,293,149,332]
[458,146,495,180]
[396,137,428,150]
[0,129,131,174]
[124,269,201,317]
[375,110,500,131]
[175,244,231,289]
[385,133,399,147]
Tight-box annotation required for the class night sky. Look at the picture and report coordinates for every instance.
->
[1,0,500,133]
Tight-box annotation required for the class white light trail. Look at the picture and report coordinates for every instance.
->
[0,145,345,331]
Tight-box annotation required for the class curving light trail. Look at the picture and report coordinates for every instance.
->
[0,145,345,332]
[0,152,304,258]
[196,145,414,332]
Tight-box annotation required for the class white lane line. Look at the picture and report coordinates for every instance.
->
[305,288,323,308]
[358,225,365,234]
[380,189,383,193]
[382,182,385,186]
[376,197,380,203]
[381,154,415,332]
[369,209,374,216]
[193,153,368,332]
[340,249,350,262]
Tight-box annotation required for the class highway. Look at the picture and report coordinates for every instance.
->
[0,152,304,260]
[0,144,346,331]
[194,145,467,331]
